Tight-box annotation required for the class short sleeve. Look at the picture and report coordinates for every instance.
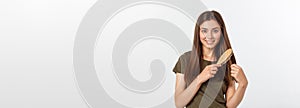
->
[173,57,182,74]
[172,51,190,74]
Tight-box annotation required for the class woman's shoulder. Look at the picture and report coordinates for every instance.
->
[173,51,192,74]
[179,51,192,59]
[180,51,192,57]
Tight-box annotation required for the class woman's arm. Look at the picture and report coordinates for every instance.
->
[226,64,248,108]
[174,73,202,108]
[174,64,221,108]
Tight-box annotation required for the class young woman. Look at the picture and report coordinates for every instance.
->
[173,11,248,108]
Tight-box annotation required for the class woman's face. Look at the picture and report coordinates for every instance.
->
[199,20,221,50]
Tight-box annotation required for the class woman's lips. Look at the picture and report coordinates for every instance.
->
[205,40,215,44]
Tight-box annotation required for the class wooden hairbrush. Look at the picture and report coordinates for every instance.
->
[217,49,233,65]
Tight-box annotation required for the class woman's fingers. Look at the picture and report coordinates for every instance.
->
[209,64,222,78]
[199,64,222,81]
[198,64,222,83]
[231,64,240,68]
[231,70,237,74]
[231,64,242,73]
[210,70,217,74]
[209,64,221,71]
[209,64,220,74]
[230,64,248,85]
[230,73,236,77]
[211,67,218,72]
[211,64,222,68]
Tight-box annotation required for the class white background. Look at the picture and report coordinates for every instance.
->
[203,0,300,107]
[0,0,300,108]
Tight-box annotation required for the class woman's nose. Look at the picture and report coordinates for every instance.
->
[206,31,213,39]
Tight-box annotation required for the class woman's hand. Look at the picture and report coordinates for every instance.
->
[230,64,248,87]
[197,64,221,83]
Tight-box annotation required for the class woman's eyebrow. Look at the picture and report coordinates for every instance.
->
[200,27,220,29]
[212,27,221,29]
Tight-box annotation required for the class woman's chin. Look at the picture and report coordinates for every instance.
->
[204,44,216,49]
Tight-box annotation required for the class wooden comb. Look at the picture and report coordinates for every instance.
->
[216,49,233,65]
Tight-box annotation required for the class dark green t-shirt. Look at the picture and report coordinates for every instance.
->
[173,51,228,108]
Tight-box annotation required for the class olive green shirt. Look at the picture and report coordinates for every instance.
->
[173,51,228,108]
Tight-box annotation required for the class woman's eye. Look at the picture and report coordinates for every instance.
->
[213,29,219,33]
[201,30,207,33]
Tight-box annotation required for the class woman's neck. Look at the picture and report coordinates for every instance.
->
[202,47,216,61]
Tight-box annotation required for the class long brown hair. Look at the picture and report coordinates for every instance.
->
[184,10,236,87]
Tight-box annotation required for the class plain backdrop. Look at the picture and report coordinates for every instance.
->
[0,0,300,108]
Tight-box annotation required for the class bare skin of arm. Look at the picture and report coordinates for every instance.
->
[226,64,248,108]
[174,64,221,108]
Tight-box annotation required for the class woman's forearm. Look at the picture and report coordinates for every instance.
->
[226,83,248,108]
[175,77,203,108]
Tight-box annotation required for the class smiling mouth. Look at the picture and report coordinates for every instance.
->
[205,40,215,44]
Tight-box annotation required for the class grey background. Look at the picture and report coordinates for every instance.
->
[1,0,300,108]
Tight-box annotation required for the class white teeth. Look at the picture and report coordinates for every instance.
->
[206,40,214,44]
